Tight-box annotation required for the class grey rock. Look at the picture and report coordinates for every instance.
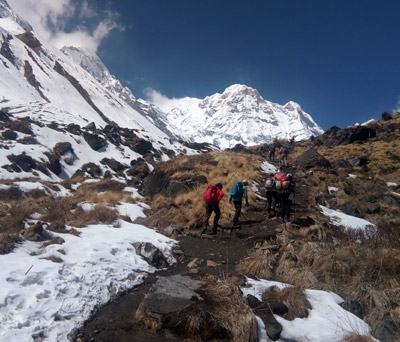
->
[132,242,169,268]
[143,275,204,316]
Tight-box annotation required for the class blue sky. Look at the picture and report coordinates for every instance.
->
[9,0,400,130]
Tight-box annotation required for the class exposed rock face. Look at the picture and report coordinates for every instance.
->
[4,119,33,135]
[316,125,376,147]
[83,132,107,151]
[100,158,128,172]
[6,153,37,171]
[16,31,42,55]
[139,168,207,198]
[53,142,73,156]
[24,60,48,101]
[128,136,153,155]
[295,148,331,170]
[72,162,102,178]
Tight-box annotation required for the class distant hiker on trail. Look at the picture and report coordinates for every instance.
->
[202,183,224,235]
[269,145,276,162]
[279,145,289,167]
[265,175,279,218]
[290,136,295,145]
[276,173,295,223]
[229,180,249,227]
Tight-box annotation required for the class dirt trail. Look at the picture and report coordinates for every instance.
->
[74,164,309,342]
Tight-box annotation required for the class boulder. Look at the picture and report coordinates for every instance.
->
[65,123,81,135]
[53,142,73,156]
[295,149,331,170]
[2,129,17,140]
[132,242,169,268]
[340,203,361,218]
[83,132,107,151]
[100,158,128,172]
[0,109,10,121]
[247,295,282,340]
[140,275,204,319]
[6,153,37,172]
[72,162,102,178]
[382,112,393,121]
[349,157,368,167]
[22,222,52,242]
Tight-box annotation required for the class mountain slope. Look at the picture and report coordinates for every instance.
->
[151,84,324,149]
[0,2,195,180]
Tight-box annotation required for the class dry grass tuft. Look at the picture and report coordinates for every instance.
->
[236,246,275,279]
[0,232,21,255]
[69,205,119,227]
[174,277,258,342]
[135,303,162,332]
[262,285,311,320]
[342,332,375,342]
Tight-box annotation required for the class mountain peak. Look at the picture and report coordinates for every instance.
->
[223,84,261,98]
[0,0,32,32]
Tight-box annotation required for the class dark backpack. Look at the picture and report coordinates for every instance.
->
[283,146,288,154]
[231,182,244,198]
[203,185,219,204]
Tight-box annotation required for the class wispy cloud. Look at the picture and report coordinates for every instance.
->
[394,97,400,113]
[7,0,123,52]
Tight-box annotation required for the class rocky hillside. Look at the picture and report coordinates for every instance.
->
[74,111,400,342]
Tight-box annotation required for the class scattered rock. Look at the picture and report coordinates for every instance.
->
[247,294,282,340]
[296,149,331,170]
[349,157,368,167]
[6,153,37,171]
[83,132,107,151]
[22,222,52,242]
[206,260,219,267]
[2,129,17,140]
[132,242,169,268]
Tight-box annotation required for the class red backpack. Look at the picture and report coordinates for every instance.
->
[203,185,219,204]
[276,175,290,191]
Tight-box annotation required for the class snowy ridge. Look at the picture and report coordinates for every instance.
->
[152,84,324,149]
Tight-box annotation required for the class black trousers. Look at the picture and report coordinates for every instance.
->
[266,190,279,214]
[233,201,242,225]
[280,192,292,221]
[204,203,221,229]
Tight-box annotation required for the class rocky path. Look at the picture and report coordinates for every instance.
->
[74,164,310,342]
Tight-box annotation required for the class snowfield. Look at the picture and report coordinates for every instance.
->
[0,202,176,342]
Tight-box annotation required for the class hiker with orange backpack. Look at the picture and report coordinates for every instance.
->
[202,183,224,235]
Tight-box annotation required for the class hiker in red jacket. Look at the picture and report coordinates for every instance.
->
[202,183,224,235]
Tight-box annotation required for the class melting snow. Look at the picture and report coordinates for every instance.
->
[319,205,376,230]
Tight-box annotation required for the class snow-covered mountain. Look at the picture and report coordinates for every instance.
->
[150,84,324,149]
[0,1,196,181]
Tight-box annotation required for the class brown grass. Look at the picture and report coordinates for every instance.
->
[137,151,263,230]
[262,285,311,320]
[135,303,162,332]
[173,277,258,342]
[68,204,119,227]
[342,332,375,342]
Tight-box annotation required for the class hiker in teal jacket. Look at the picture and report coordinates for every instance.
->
[229,180,249,226]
